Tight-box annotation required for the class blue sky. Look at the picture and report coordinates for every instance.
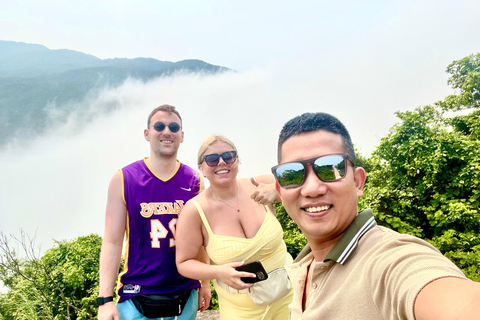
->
[1,0,480,250]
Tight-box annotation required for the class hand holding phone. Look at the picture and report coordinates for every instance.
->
[235,261,268,283]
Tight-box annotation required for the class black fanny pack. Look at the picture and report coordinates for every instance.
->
[131,290,191,318]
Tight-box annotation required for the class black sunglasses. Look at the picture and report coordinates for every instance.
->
[271,153,353,189]
[152,121,181,133]
[203,151,237,167]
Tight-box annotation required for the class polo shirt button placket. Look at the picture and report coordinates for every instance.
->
[312,283,318,289]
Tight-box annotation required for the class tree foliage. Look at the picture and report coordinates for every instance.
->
[0,232,103,319]
[437,53,480,111]
[360,52,480,281]
[275,203,308,259]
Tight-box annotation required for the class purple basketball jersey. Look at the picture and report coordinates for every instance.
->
[117,158,201,303]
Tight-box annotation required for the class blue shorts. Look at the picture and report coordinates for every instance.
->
[117,289,198,320]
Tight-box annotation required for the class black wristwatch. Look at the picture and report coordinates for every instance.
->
[97,296,114,306]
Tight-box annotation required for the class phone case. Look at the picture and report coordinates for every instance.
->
[235,261,269,283]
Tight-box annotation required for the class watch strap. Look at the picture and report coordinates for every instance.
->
[97,296,114,306]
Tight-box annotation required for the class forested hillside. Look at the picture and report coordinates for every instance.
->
[0,40,230,146]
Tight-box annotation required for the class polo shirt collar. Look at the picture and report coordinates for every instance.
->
[324,209,376,265]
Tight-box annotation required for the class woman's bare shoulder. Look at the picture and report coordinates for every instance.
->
[187,188,212,210]
[237,178,255,190]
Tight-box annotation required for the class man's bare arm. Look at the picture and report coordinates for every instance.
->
[98,171,127,320]
[415,277,480,320]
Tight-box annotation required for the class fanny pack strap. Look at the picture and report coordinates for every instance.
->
[216,279,250,294]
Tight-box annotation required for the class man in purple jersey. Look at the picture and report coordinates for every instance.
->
[98,105,211,320]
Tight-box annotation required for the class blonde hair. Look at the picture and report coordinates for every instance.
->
[197,134,238,165]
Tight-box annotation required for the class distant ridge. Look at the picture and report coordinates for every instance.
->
[0,40,231,146]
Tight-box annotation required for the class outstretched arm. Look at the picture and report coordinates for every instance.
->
[414,277,480,320]
[98,171,126,320]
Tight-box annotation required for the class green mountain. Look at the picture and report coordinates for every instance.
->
[0,40,230,146]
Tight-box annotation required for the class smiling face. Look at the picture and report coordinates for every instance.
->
[199,141,239,185]
[144,110,184,159]
[276,130,366,246]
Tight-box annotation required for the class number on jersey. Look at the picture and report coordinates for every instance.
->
[150,218,177,248]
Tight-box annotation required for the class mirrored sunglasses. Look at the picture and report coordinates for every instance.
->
[203,151,237,167]
[271,153,353,189]
[152,121,181,133]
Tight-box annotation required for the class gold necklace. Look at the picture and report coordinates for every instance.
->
[211,188,240,212]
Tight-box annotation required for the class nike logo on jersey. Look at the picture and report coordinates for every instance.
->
[180,187,192,191]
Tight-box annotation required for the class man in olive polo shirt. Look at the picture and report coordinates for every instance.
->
[271,112,480,319]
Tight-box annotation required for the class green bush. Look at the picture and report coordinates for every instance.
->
[0,233,103,319]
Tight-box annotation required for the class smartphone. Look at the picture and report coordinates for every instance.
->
[235,261,268,283]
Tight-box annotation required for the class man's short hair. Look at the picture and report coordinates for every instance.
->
[277,112,356,164]
[147,104,183,128]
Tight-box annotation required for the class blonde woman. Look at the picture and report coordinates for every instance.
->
[176,135,293,320]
